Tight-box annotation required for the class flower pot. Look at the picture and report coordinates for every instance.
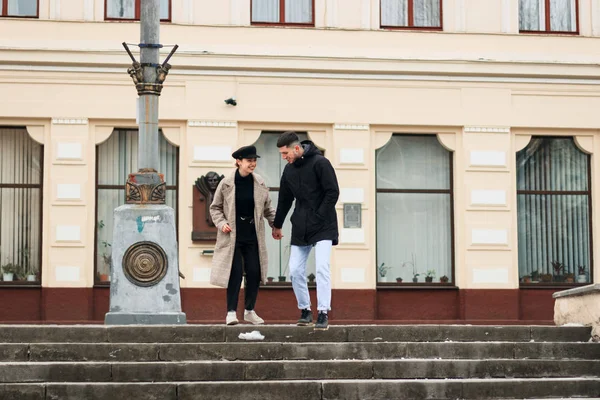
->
[396,278,403,283]
[2,273,14,282]
[412,277,418,283]
[278,276,286,282]
[267,277,274,283]
[425,277,433,283]
[27,274,37,282]
[577,274,587,283]
[379,276,388,283]
[99,274,109,282]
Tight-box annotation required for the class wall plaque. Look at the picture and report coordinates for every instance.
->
[192,172,224,241]
[343,203,362,229]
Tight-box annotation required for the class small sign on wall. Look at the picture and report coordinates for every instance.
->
[343,203,361,229]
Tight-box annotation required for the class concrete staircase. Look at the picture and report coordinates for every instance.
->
[0,325,598,399]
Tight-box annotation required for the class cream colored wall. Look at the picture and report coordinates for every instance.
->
[1,0,600,289]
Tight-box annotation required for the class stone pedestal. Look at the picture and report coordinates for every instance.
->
[553,284,600,342]
[105,204,186,325]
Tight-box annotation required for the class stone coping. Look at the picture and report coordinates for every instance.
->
[552,283,600,299]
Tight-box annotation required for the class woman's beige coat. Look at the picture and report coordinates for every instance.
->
[209,171,276,288]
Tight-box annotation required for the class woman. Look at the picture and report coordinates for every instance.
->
[210,145,276,325]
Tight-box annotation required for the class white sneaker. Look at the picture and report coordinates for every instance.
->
[244,310,264,325]
[226,311,238,326]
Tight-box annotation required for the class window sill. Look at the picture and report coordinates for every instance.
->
[377,283,458,290]
[250,22,315,28]
[519,30,579,35]
[0,281,41,288]
[520,283,590,289]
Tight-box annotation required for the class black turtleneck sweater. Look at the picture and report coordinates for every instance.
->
[235,169,256,243]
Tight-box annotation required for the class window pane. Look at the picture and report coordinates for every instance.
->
[0,128,42,185]
[519,0,543,30]
[285,0,312,23]
[252,0,279,22]
[550,0,576,32]
[97,129,175,186]
[413,0,440,27]
[96,189,124,279]
[107,0,135,19]
[381,0,408,26]
[517,194,590,283]
[160,0,169,20]
[0,188,42,280]
[517,138,588,192]
[7,0,37,16]
[376,135,450,190]
[377,193,452,283]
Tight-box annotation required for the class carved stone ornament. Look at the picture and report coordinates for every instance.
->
[192,172,224,241]
[126,169,166,205]
[122,241,168,287]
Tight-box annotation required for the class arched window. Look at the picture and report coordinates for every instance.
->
[95,129,178,283]
[0,127,43,284]
[517,137,591,285]
[252,132,316,284]
[376,134,454,284]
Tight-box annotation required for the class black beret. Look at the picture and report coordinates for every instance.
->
[232,145,260,160]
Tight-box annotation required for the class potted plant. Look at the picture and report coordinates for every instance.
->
[540,273,553,283]
[307,273,316,283]
[267,276,274,283]
[378,262,391,282]
[551,260,565,282]
[401,253,419,283]
[19,247,37,281]
[396,277,403,283]
[100,251,112,282]
[439,275,449,283]
[278,275,287,282]
[425,269,435,283]
[564,273,575,283]
[577,265,587,283]
[530,269,540,283]
[521,275,531,283]
[1,263,18,282]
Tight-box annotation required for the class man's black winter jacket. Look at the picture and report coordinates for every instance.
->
[274,141,340,246]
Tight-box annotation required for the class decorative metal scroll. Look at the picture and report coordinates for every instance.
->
[122,241,168,287]
[126,168,166,204]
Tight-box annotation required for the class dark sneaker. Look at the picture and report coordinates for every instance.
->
[314,312,329,331]
[297,309,313,326]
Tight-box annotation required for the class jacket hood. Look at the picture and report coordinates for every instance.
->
[292,140,322,167]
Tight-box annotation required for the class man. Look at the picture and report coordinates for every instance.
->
[272,131,339,330]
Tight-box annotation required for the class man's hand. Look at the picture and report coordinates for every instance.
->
[272,227,283,240]
[222,223,232,233]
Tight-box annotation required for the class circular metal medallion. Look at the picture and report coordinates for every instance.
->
[122,241,168,287]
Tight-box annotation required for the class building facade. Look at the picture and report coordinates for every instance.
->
[0,0,598,323]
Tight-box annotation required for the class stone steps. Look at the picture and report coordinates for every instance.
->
[0,359,598,382]
[1,378,599,400]
[0,324,590,343]
[1,341,598,362]
[0,325,597,399]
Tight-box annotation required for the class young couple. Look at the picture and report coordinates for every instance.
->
[209,131,340,330]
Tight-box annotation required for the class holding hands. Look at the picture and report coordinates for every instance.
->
[272,227,283,240]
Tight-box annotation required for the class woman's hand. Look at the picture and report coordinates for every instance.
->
[222,223,232,233]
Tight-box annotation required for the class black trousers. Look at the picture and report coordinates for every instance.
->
[227,240,261,312]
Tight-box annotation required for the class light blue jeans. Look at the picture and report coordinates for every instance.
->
[289,240,332,312]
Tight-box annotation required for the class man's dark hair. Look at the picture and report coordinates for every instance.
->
[277,131,300,148]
